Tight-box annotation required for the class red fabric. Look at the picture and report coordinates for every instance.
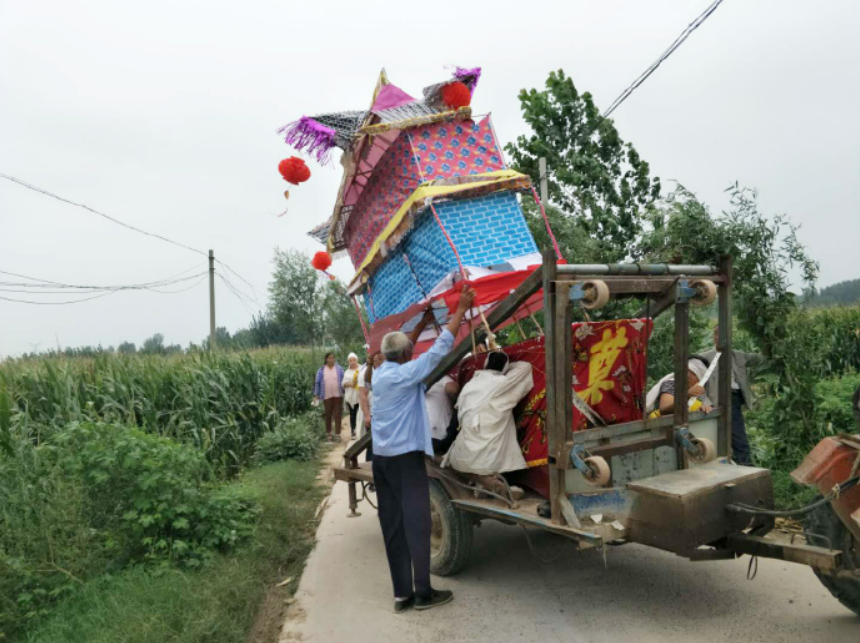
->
[454,320,652,498]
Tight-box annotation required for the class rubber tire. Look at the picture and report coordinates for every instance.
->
[690,437,717,464]
[429,479,473,577]
[581,280,610,310]
[804,500,860,616]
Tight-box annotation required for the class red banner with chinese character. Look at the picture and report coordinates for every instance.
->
[455,319,652,498]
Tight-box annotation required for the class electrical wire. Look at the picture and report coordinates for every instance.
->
[0,267,205,292]
[726,476,859,518]
[1,173,259,298]
[0,274,208,305]
[602,0,726,118]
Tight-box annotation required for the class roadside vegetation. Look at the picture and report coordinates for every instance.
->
[0,347,328,642]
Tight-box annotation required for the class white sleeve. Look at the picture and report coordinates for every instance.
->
[492,362,535,412]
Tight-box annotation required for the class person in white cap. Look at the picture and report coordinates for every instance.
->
[342,352,362,438]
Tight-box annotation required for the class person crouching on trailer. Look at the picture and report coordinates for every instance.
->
[442,352,534,502]
[426,374,460,455]
[370,287,475,613]
[645,357,714,418]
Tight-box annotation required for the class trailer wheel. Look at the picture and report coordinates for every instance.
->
[690,437,717,464]
[690,279,717,306]
[581,280,610,310]
[429,479,473,577]
[804,499,860,616]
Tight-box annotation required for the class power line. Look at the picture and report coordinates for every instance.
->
[0,265,203,291]
[0,271,208,304]
[0,173,260,302]
[602,0,726,118]
[0,173,208,258]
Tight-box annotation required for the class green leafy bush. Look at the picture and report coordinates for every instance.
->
[253,413,323,464]
[0,423,258,636]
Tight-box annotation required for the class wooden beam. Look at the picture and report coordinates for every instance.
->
[717,255,733,458]
[423,265,544,388]
[674,294,691,467]
[635,283,677,319]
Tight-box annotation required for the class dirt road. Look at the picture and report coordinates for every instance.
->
[280,451,857,643]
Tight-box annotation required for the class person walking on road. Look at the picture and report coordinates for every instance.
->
[343,352,362,439]
[313,352,344,442]
[702,325,765,466]
[371,286,475,613]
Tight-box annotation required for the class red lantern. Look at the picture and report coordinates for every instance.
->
[278,157,311,185]
[311,251,333,272]
[441,81,471,109]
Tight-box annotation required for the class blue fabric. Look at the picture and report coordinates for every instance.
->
[314,364,344,399]
[371,330,455,457]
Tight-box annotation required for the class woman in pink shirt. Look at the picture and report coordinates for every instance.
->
[313,353,345,441]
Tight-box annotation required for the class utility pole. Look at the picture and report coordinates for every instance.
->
[539,157,549,205]
[209,249,216,350]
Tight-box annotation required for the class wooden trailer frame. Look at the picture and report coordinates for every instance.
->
[335,249,842,571]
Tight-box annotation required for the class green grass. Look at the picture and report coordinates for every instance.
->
[20,460,324,643]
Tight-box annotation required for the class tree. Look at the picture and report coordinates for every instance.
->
[268,249,325,345]
[117,342,136,354]
[506,70,661,259]
[639,183,820,464]
[267,249,365,347]
[140,333,165,355]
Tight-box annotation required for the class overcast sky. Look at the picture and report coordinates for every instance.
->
[1,0,858,358]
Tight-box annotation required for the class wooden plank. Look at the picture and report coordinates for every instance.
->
[634,284,677,320]
[568,409,719,445]
[423,264,544,388]
[343,432,371,461]
[333,464,374,484]
[542,248,568,525]
[627,462,770,499]
[588,434,675,458]
[451,498,602,546]
[674,296,690,467]
[717,255,733,458]
[559,275,724,293]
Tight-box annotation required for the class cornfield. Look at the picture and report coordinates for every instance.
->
[0,347,327,470]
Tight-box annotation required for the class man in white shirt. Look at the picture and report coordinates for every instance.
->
[442,352,533,499]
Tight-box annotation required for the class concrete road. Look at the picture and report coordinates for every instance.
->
[281,451,858,643]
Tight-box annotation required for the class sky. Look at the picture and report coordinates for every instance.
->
[1,0,858,358]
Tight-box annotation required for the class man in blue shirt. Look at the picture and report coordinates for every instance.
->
[372,286,475,613]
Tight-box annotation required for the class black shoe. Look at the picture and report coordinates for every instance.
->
[394,596,414,613]
[414,589,453,610]
[537,500,551,519]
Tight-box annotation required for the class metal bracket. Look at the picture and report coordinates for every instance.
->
[675,427,700,457]
[568,282,587,304]
[675,279,697,303]
[570,443,592,476]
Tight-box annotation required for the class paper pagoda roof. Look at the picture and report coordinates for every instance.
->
[280,67,482,254]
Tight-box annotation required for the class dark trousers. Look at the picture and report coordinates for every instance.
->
[731,391,753,466]
[431,415,459,456]
[372,451,432,599]
[323,397,342,436]
[347,403,359,435]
